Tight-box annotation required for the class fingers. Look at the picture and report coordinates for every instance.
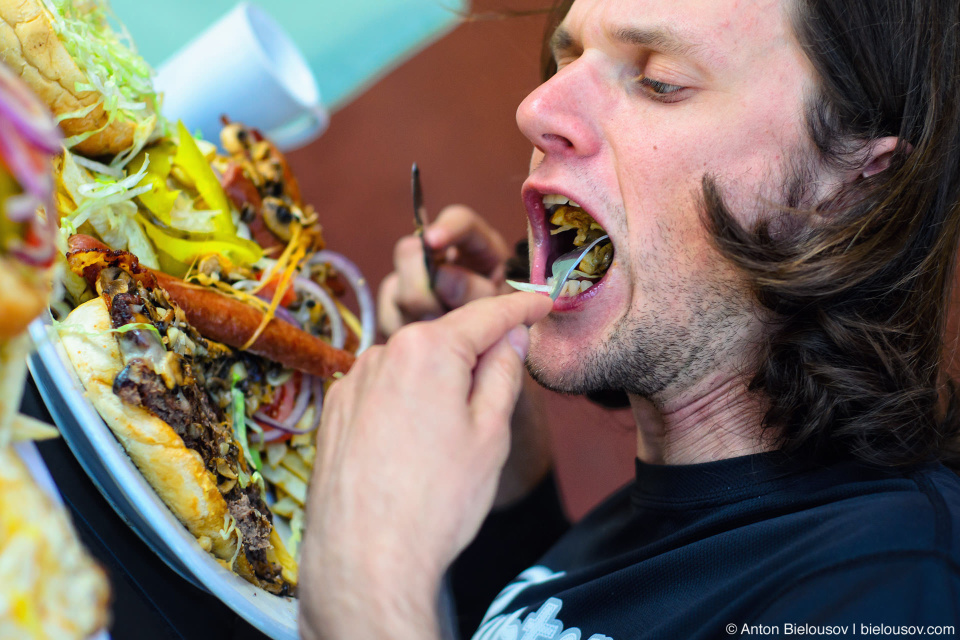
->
[425,205,510,275]
[435,292,553,365]
[433,264,501,309]
[381,206,516,335]
[392,234,446,320]
[377,273,403,337]
[469,326,530,436]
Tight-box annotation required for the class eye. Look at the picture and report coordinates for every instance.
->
[636,76,687,103]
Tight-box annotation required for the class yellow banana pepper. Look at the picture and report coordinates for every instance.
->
[173,121,236,235]
[137,211,262,275]
[129,124,261,272]
[129,141,179,222]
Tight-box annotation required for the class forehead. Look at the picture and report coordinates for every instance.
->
[560,0,797,70]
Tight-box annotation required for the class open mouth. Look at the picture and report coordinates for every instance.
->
[542,194,614,297]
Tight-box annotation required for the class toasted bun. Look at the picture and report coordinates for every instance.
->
[0,0,144,157]
[0,445,110,638]
[0,256,49,342]
[59,298,240,562]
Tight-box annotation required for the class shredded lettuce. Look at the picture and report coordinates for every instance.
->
[40,0,158,136]
[287,507,305,558]
[54,99,100,124]
[236,466,250,490]
[218,513,243,567]
[61,107,115,149]
[113,322,163,342]
[111,113,159,170]
[53,318,162,344]
[169,194,220,234]
[58,150,160,269]
[71,153,122,178]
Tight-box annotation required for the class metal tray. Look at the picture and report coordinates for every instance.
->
[27,312,299,639]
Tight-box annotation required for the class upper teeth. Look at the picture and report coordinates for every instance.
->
[542,194,579,208]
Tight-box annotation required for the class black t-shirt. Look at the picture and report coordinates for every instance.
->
[456,452,960,640]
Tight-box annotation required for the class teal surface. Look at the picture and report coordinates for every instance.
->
[109,0,466,110]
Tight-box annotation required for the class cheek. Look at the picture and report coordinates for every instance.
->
[614,106,804,236]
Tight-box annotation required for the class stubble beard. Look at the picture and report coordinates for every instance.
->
[524,267,753,400]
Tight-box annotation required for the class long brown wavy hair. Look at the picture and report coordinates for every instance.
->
[540,0,960,468]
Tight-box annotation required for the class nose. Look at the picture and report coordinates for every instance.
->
[516,58,603,159]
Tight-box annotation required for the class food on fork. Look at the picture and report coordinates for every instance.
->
[508,195,615,298]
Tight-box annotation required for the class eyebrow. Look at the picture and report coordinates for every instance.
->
[550,24,706,61]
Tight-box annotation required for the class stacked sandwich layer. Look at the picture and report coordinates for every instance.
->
[0,50,110,640]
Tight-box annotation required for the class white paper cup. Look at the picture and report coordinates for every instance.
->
[154,2,328,151]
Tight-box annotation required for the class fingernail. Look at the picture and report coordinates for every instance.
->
[507,325,529,360]
[424,227,442,246]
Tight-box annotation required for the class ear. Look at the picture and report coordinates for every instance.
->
[860,136,906,178]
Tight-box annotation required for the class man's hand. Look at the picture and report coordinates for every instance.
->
[299,292,553,640]
[378,205,551,509]
[378,204,512,336]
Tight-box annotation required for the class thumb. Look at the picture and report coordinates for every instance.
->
[468,325,530,435]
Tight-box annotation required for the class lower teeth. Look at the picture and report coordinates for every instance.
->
[546,277,595,297]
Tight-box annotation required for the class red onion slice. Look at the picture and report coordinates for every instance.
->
[0,64,62,154]
[308,376,324,432]
[249,427,288,443]
[6,195,56,267]
[308,251,375,353]
[0,116,54,202]
[253,374,320,435]
[232,278,302,328]
[10,236,57,267]
[5,193,42,223]
[271,303,302,329]
[293,276,345,349]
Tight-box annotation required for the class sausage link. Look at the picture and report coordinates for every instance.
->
[67,234,355,377]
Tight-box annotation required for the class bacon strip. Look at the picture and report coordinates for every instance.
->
[67,234,355,378]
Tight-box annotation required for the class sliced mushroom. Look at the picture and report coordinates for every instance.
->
[217,459,238,479]
[261,196,296,241]
[251,141,271,162]
[221,123,248,155]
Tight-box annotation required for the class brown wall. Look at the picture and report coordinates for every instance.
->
[286,3,636,520]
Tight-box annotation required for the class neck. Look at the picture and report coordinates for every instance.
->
[628,373,775,465]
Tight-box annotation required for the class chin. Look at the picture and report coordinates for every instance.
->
[525,319,600,395]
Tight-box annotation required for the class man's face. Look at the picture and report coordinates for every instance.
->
[518,0,819,401]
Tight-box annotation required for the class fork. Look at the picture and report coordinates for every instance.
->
[506,234,610,301]
[548,234,610,300]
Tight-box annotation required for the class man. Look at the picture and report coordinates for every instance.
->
[300,0,960,638]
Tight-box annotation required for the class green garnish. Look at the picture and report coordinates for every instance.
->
[231,372,261,472]
[115,321,162,342]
